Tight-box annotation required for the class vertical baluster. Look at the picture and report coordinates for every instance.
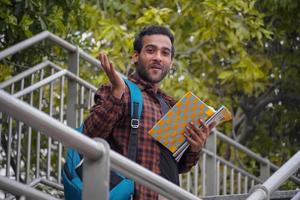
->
[244,176,248,193]
[194,162,199,196]
[91,91,95,107]
[223,164,227,195]
[251,179,255,188]
[26,74,34,183]
[36,69,44,178]
[79,86,84,124]
[187,171,191,192]
[16,79,25,182]
[230,168,234,194]
[202,153,206,196]
[179,174,182,187]
[16,122,23,181]
[237,172,241,194]
[216,160,220,195]
[47,68,55,179]
[87,89,92,109]
[57,76,65,183]
[6,84,14,178]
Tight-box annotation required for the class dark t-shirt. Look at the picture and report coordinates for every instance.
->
[156,94,179,185]
[159,143,179,185]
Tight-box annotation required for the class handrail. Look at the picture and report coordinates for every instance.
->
[0,31,74,60]
[0,31,102,69]
[0,90,104,160]
[202,149,261,183]
[0,89,201,200]
[110,150,201,200]
[247,150,300,200]
[214,130,300,184]
[291,190,300,200]
[13,70,68,98]
[1,60,97,99]
[215,130,268,164]
[0,176,59,200]
[0,60,61,89]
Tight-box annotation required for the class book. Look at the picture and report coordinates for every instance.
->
[148,91,232,162]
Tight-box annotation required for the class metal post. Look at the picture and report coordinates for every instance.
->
[82,138,110,200]
[205,130,217,195]
[260,158,270,181]
[67,46,79,128]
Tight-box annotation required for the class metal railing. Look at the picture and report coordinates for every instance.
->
[182,128,300,197]
[0,88,200,200]
[247,150,300,200]
[1,31,299,199]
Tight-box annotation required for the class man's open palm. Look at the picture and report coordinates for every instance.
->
[98,53,125,99]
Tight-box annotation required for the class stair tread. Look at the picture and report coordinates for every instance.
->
[201,190,299,200]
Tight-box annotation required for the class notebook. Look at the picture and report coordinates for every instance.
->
[148,91,232,161]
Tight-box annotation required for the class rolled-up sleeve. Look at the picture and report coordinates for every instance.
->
[83,84,124,139]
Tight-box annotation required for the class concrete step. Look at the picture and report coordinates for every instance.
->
[201,190,299,200]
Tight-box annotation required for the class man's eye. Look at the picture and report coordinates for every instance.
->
[146,48,154,53]
[163,51,171,57]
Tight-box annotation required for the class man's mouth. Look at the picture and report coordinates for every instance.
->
[150,63,162,70]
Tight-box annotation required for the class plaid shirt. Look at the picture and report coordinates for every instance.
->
[84,74,201,200]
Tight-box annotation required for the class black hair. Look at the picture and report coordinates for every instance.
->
[133,25,175,58]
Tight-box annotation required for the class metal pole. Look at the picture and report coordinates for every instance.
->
[291,190,300,200]
[0,32,50,60]
[110,150,202,200]
[0,175,59,200]
[260,159,270,181]
[13,70,67,98]
[67,46,79,128]
[0,90,104,160]
[247,151,300,200]
[215,130,268,164]
[0,61,57,89]
[82,139,110,200]
[205,130,217,195]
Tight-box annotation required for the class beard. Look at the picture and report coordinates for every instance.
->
[135,60,170,84]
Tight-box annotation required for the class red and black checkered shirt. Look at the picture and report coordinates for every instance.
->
[84,74,201,200]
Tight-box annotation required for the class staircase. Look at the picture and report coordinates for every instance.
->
[0,32,299,200]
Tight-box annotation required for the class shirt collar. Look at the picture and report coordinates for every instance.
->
[128,73,176,105]
[128,73,161,94]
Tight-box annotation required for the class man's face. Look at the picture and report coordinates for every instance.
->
[133,34,173,83]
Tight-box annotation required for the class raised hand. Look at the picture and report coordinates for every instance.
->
[97,53,126,99]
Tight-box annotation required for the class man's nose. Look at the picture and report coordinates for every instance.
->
[153,51,162,62]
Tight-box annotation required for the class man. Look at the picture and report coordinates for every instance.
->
[84,25,214,199]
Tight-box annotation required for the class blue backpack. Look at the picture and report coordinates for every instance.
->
[62,79,143,200]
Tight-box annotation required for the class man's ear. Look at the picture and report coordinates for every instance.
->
[132,51,139,65]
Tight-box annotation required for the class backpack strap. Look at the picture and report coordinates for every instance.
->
[123,78,143,162]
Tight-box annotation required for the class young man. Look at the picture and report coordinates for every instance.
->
[84,25,214,199]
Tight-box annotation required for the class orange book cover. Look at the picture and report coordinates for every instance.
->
[149,91,218,154]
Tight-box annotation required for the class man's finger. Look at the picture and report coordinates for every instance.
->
[185,126,201,142]
[188,121,202,137]
[199,119,209,134]
[184,132,198,146]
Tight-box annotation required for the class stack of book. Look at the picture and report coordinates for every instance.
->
[148,91,232,161]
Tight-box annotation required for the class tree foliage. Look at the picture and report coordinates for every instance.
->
[1,0,299,175]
